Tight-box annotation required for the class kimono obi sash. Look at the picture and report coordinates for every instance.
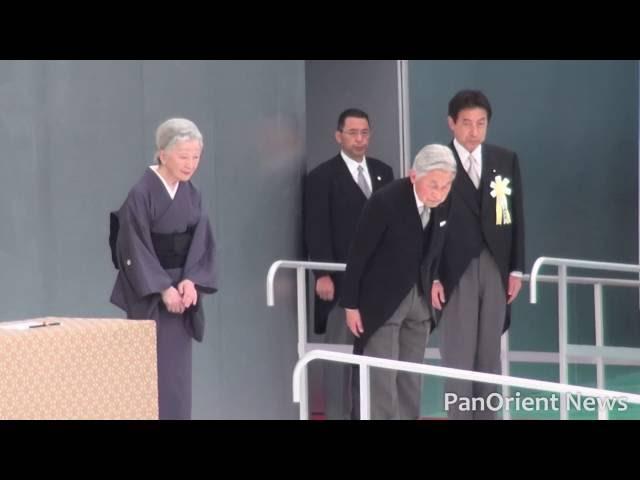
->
[151,226,195,270]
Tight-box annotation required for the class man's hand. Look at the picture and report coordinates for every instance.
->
[431,281,446,310]
[345,308,364,337]
[507,275,522,304]
[316,275,335,301]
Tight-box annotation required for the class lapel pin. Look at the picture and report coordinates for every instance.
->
[377,176,382,181]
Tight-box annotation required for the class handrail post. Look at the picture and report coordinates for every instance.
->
[296,267,309,418]
[501,331,511,420]
[558,265,569,420]
[594,283,607,420]
[529,256,549,304]
[359,364,371,420]
[266,260,284,307]
[296,267,308,360]
[292,358,310,420]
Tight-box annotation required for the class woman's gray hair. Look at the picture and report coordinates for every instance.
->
[155,118,203,162]
[412,144,457,178]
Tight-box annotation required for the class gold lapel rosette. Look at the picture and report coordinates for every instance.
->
[489,175,512,225]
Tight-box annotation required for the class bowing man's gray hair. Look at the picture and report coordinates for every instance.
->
[155,118,203,163]
[412,144,457,179]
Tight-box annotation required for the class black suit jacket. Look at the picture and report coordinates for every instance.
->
[339,178,451,353]
[304,154,394,334]
[437,142,525,331]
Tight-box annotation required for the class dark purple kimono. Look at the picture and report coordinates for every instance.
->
[110,168,217,420]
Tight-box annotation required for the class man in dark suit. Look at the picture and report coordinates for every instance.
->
[340,144,456,420]
[304,108,394,419]
[431,90,525,420]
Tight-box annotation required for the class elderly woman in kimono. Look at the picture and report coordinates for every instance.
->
[110,118,217,420]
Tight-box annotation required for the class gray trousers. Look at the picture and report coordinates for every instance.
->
[362,285,432,420]
[440,248,506,420]
[323,306,353,419]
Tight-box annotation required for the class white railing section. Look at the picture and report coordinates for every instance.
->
[293,350,640,420]
[266,260,345,414]
[529,256,640,419]
[268,258,640,420]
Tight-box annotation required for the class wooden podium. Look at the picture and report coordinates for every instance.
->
[0,317,158,420]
